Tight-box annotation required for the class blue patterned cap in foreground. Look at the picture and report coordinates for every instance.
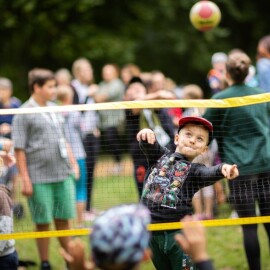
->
[90,204,151,269]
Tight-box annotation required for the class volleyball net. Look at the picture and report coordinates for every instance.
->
[1,92,270,240]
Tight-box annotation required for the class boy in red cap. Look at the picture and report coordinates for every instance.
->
[137,116,239,270]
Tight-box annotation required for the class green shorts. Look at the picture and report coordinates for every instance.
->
[149,230,196,270]
[28,176,76,224]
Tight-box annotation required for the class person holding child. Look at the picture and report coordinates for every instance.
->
[136,116,239,270]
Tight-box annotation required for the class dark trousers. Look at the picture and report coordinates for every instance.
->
[0,251,19,270]
[83,133,100,211]
[101,127,122,163]
[229,171,270,270]
[150,230,196,270]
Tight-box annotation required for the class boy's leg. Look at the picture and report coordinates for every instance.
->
[53,176,76,250]
[165,230,188,270]
[54,219,71,251]
[150,230,185,270]
[75,159,87,226]
[28,183,54,267]
[149,231,172,270]
[36,224,50,261]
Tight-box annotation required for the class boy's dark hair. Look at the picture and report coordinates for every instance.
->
[127,76,147,89]
[28,68,55,94]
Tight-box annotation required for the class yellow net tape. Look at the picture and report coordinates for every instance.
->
[0,93,269,115]
[1,216,270,240]
[1,93,270,240]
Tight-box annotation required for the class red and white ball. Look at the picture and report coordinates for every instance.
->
[189,1,221,31]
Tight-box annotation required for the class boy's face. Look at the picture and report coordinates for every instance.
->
[174,123,209,161]
[125,82,146,101]
[34,79,56,102]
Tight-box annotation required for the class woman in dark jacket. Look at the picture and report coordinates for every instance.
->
[204,51,270,270]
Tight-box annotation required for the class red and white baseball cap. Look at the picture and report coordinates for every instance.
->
[178,116,213,144]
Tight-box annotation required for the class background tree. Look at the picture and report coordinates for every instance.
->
[0,0,270,100]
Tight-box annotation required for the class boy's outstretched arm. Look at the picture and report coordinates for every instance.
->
[136,128,156,144]
[221,164,239,180]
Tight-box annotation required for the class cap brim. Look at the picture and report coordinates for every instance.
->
[178,116,213,132]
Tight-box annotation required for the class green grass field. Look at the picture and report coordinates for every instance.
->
[13,165,270,270]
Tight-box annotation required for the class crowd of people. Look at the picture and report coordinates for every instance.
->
[0,34,270,270]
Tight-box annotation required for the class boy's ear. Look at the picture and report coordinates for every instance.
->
[33,83,40,93]
[174,134,179,145]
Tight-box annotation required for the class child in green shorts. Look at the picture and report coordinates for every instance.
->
[12,68,78,270]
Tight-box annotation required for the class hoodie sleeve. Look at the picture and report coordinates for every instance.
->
[190,163,224,188]
[139,140,170,167]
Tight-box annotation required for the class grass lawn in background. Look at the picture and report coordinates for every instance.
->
[13,156,270,270]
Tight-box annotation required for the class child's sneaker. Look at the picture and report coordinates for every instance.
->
[40,261,51,270]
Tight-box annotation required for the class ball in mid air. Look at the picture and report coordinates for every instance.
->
[190,1,221,31]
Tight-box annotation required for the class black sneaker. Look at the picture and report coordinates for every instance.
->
[40,261,51,270]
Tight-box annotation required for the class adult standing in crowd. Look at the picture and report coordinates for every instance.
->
[120,63,141,88]
[124,76,176,197]
[204,51,270,270]
[56,85,87,227]
[71,58,100,220]
[124,77,150,197]
[207,52,228,95]
[256,35,270,92]
[94,63,125,175]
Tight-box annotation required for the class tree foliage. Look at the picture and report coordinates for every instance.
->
[1,0,270,100]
